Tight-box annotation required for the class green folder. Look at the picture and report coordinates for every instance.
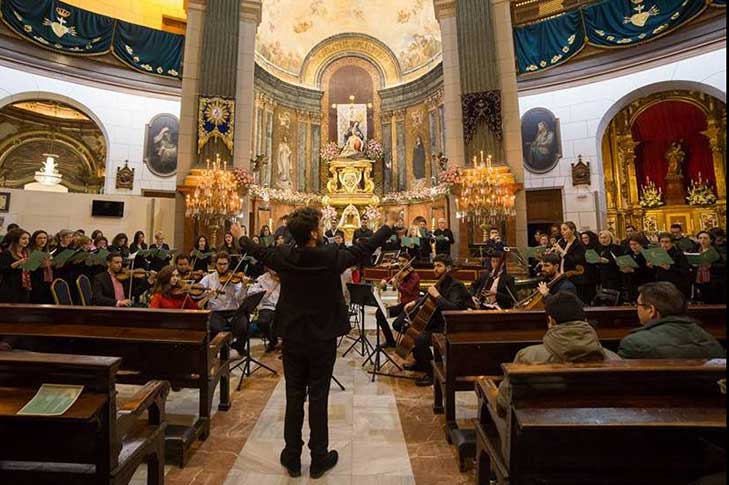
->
[85,249,110,267]
[585,249,602,264]
[615,254,639,269]
[150,247,175,259]
[260,236,274,247]
[685,248,721,266]
[641,247,675,267]
[526,246,546,259]
[402,237,420,248]
[19,250,52,271]
[51,249,79,268]
[191,249,215,260]
[17,384,84,416]
[69,250,90,265]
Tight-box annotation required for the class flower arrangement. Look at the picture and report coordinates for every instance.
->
[320,205,338,229]
[249,185,322,205]
[364,139,384,161]
[320,142,341,163]
[686,174,717,207]
[232,167,255,193]
[639,178,663,208]
[381,183,451,203]
[363,205,382,228]
[439,164,462,186]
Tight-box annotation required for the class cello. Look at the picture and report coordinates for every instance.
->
[395,267,455,359]
[475,247,510,309]
[512,265,584,310]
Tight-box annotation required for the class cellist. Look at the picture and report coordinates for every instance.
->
[403,254,472,387]
[536,253,578,298]
[470,250,516,310]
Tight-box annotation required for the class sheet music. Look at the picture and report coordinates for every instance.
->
[371,287,389,318]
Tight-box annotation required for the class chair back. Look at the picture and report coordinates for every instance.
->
[592,288,621,306]
[76,274,93,306]
[51,278,74,305]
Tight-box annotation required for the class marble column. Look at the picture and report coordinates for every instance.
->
[434,0,466,253]
[234,0,262,229]
[492,0,527,248]
[174,0,206,249]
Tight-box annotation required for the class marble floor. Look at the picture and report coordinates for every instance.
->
[130,301,477,485]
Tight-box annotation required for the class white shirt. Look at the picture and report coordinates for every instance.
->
[198,272,247,312]
[249,272,280,311]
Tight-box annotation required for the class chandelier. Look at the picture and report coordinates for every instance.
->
[455,152,517,224]
[185,154,242,244]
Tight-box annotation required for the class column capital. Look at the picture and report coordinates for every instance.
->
[433,0,457,20]
[187,0,207,12]
[240,0,262,25]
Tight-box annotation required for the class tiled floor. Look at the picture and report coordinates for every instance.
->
[130,295,476,484]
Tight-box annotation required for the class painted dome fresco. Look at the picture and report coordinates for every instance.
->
[256,0,442,81]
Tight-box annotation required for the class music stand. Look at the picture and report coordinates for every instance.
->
[229,291,278,391]
[342,283,376,360]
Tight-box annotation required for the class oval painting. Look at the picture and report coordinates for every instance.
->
[144,113,179,177]
[521,108,562,174]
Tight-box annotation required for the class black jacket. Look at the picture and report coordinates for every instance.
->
[353,227,374,241]
[470,270,516,309]
[92,271,149,306]
[238,225,393,341]
[654,246,691,297]
[429,274,473,331]
[148,243,171,272]
[0,251,30,303]
[597,244,624,290]
[433,229,455,255]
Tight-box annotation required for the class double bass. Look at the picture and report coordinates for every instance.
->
[395,267,455,359]
[513,266,584,310]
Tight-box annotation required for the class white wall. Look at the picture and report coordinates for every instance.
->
[517,47,727,231]
[0,63,181,195]
[0,187,176,247]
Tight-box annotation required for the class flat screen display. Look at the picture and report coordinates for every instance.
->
[91,200,124,217]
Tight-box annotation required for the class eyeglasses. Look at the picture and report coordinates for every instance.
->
[636,303,652,309]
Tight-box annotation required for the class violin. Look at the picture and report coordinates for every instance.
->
[171,283,223,300]
[382,257,416,289]
[217,271,248,285]
[115,268,156,281]
[187,269,206,281]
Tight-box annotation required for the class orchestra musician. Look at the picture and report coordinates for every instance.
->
[196,251,249,356]
[549,221,588,304]
[536,253,577,298]
[375,254,421,348]
[148,265,200,309]
[470,256,516,310]
[175,254,195,281]
[91,252,153,307]
[249,267,281,353]
[404,254,472,387]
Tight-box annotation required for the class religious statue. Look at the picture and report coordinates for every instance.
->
[665,140,685,177]
[339,121,365,159]
[528,121,556,167]
[277,136,292,188]
[412,135,426,179]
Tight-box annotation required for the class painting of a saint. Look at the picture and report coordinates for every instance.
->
[412,134,426,180]
[144,114,179,177]
[521,108,561,173]
[339,121,365,159]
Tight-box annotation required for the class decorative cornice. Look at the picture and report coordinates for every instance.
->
[254,63,322,112]
[433,0,458,20]
[379,63,443,111]
[240,0,262,25]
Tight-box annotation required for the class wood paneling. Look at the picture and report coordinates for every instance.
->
[526,188,563,222]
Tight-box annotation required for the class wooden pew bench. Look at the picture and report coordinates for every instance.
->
[0,351,169,484]
[433,305,726,469]
[0,303,232,467]
[474,360,727,485]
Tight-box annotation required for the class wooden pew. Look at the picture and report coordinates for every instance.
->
[475,360,727,484]
[433,305,726,469]
[0,303,232,467]
[0,351,169,484]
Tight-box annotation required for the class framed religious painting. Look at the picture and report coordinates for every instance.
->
[0,192,10,212]
[143,113,179,177]
[521,108,562,174]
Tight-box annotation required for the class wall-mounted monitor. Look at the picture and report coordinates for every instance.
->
[91,200,124,218]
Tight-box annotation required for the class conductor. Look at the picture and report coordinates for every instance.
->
[231,207,398,478]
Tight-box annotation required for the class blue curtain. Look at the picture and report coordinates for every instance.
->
[583,0,708,48]
[114,21,183,78]
[514,11,584,74]
[1,0,113,54]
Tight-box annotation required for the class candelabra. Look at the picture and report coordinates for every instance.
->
[185,153,242,247]
[455,152,517,225]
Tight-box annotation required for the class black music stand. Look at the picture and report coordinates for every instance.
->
[342,283,376,359]
[229,291,278,391]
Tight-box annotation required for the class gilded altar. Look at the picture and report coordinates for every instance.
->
[322,158,380,208]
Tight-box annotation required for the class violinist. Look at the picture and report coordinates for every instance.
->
[92,252,151,307]
[148,266,200,309]
[197,252,249,356]
[405,254,472,387]
[249,267,281,352]
[375,254,420,348]
[536,253,577,298]
[470,255,516,310]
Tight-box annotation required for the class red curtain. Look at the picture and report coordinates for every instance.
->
[631,100,715,196]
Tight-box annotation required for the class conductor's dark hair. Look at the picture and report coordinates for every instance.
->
[433,254,453,267]
[288,207,321,246]
[544,291,585,324]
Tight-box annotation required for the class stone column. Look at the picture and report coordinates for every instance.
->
[434,0,466,253]
[492,0,527,248]
[174,0,206,249]
[233,0,262,230]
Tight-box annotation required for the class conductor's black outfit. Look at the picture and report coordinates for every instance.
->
[238,224,392,464]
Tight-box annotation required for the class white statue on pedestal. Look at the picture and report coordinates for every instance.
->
[277,136,292,189]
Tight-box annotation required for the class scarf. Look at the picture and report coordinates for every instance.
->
[15,249,31,291]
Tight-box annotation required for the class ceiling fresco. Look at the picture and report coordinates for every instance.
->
[256,0,442,80]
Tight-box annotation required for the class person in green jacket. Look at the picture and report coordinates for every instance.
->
[618,281,725,359]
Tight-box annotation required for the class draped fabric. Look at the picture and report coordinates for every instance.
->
[114,21,183,78]
[0,0,183,78]
[514,0,709,74]
[1,0,113,54]
[462,91,503,144]
[583,0,708,48]
[632,101,715,197]
[514,11,585,73]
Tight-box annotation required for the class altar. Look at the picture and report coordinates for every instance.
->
[322,158,380,241]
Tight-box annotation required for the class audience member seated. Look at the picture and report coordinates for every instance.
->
[618,282,725,359]
[148,265,200,309]
[249,267,281,352]
[496,291,620,414]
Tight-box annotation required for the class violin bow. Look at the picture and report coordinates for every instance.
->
[211,252,247,303]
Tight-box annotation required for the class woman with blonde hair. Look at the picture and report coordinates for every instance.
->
[149,230,171,272]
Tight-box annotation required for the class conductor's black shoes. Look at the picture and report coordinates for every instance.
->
[310,450,338,479]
